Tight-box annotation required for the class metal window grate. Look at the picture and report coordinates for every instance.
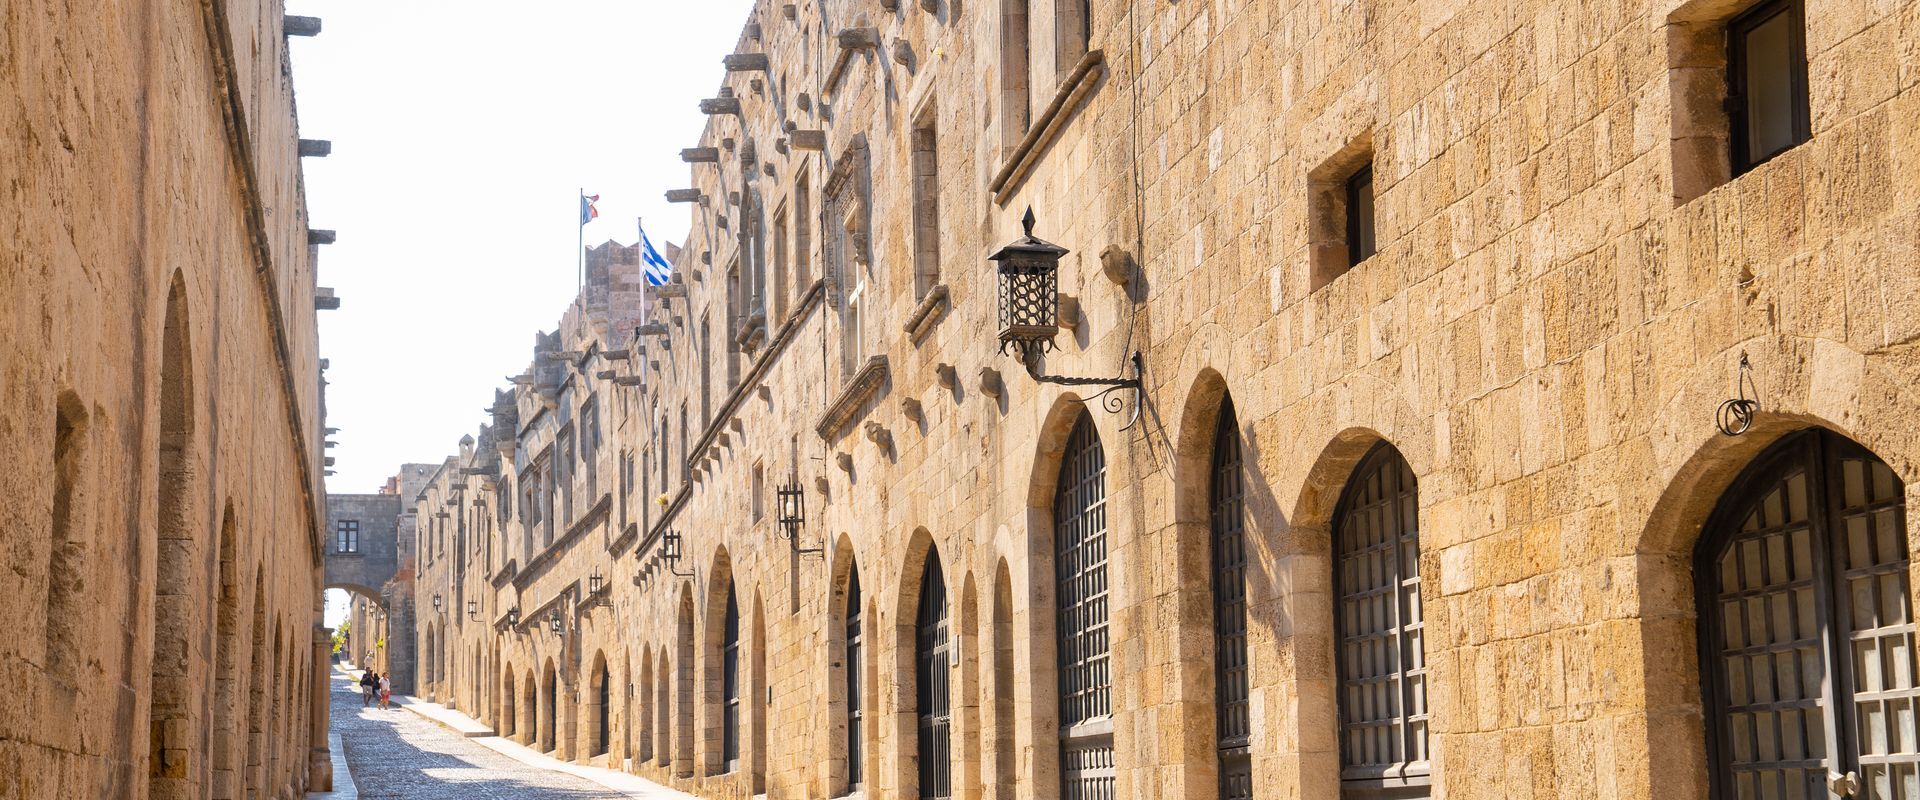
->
[918,557,952,800]
[847,569,864,787]
[1333,444,1429,794]
[722,588,741,770]
[1211,400,1253,800]
[1055,414,1114,799]
[1700,431,1920,800]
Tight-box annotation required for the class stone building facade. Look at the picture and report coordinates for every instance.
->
[327,463,436,691]
[410,1,1920,799]
[0,2,334,798]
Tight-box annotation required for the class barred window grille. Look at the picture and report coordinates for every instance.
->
[1055,413,1114,800]
[722,588,741,771]
[1700,430,1920,800]
[1210,400,1253,800]
[1333,443,1429,798]
[917,554,952,799]
[846,569,865,787]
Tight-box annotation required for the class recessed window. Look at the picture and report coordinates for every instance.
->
[1308,138,1376,291]
[1345,164,1376,267]
[1728,0,1809,174]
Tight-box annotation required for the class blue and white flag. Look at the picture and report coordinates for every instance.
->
[639,224,673,287]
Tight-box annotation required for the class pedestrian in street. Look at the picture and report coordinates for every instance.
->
[359,669,376,708]
[379,672,392,710]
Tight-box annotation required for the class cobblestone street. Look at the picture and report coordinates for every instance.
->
[328,669,626,798]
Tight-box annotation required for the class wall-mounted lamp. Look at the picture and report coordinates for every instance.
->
[662,530,695,578]
[776,471,822,555]
[431,593,443,614]
[991,209,1143,431]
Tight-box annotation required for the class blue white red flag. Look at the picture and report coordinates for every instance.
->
[579,194,600,226]
[638,224,672,287]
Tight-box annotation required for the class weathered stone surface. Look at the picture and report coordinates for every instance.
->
[1,3,330,798]
[397,2,1920,800]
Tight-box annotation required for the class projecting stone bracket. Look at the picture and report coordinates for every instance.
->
[681,148,720,163]
[723,53,770,72]
[665,189,705,204]
[308,229,336,245]
[315,287,340,310]
[284,15,322,36]
[299,139,332,157]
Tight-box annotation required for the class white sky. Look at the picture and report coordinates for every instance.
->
[291,0,756,499]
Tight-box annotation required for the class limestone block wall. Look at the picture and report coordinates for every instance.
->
[402,1,1920,799]
[0,1,331,798]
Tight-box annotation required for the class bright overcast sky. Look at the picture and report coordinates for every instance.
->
[291,0,755,496]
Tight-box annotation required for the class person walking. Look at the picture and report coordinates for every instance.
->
[359,669,376,708]
[379,672,393,710]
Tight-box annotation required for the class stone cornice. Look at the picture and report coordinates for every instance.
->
[991,49,1106,204]
[686,279,825,464]
[816,355,890,441]
[198,0,327,566]
[903,283,950,343]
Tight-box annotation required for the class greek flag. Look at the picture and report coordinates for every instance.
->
[639,225,672,287]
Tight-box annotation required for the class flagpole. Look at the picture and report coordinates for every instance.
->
[577,187,585,298]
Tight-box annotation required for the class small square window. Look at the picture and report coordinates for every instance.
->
[1728,0,1809,174]
[1346,164,1377,267]
[1307,138,1376,292]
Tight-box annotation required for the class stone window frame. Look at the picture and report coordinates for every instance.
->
[1306,133,1377,293]
[1666,0,1813,205]
[910,102,942,302]
[823,136,873,387]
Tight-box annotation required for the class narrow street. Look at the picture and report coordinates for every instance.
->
[327,668,625,799]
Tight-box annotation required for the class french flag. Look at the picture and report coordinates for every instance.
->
[579,194,600,226]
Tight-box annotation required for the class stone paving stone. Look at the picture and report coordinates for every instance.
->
[329,670,624,799]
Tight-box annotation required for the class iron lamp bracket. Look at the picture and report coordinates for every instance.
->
[1023,350,1144,431]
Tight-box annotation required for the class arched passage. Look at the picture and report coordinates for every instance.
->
[589,650,611,758]
[501,669,517,740]
[540,658,560,753]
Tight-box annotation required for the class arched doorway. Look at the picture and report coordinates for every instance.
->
[915,549,951,800]
[1053,412,1113,798]
[1696,429,1919,796]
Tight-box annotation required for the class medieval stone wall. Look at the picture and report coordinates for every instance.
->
[0,1,331,798]
[410,1,1920,799]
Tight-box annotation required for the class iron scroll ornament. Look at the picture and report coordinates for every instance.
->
[1715,352,1759,436]
[1024,350,1144,431]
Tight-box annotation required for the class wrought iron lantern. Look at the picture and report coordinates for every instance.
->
[589,571,604,596]
[431,593,443,613]
[662,529,694,577]
[506,606,521,627]
[990,208,1069,361]
[465,600,478,619]
[989,208,1146,430]
[548,611,565,636]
